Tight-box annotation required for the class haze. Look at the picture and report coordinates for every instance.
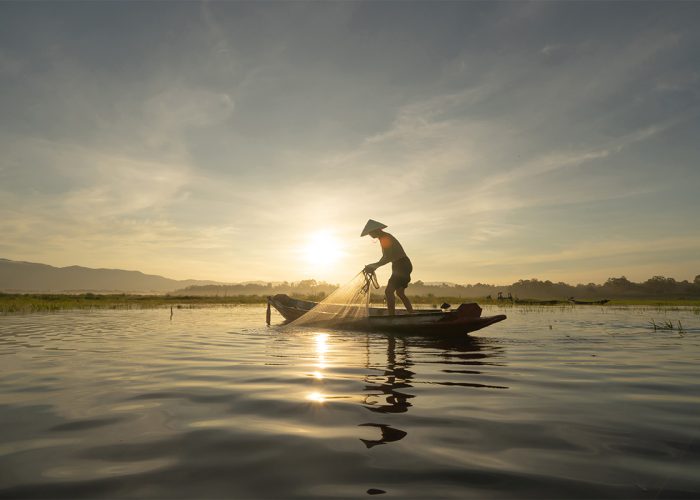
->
[1,2,699,285]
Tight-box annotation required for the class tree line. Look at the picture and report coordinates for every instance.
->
[175,275,700,300]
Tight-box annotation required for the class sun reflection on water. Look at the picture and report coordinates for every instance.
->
[306,332,330,403]
[315,332,328,369]
[306,391,326,403]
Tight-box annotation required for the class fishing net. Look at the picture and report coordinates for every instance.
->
[290,270,379,327]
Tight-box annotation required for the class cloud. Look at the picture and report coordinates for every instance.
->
[476,121,672,195]
[2,136,192,217]
[472,235,700,268]
[1,2,698,283]
[415,234,700,284]
[141,87,234,151]
[540,44,564,57]
[654,71,700,93]
[0,49,22,76]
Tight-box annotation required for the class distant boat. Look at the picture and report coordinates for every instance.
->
[267,294,507,335]
[569,298,610,305]
[513,299,564,305]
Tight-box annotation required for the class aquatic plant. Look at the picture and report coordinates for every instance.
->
[648,319,686,334]
[0,293,270,314]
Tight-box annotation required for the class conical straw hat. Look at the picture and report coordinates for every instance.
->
[361,219,387,237]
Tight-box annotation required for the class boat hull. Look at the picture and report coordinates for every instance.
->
[569,299,609,305]
[268,294,507,335]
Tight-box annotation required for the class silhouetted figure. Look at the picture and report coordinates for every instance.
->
[361,219,413,315]
[360,335,412,448]
[362,336,415,414]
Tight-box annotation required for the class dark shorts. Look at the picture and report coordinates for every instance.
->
[388,257,412,289]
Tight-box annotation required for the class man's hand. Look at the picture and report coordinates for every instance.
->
[364,264,378,273]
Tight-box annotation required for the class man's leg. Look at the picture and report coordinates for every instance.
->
[396,287,413,313]
[385,282,396,315]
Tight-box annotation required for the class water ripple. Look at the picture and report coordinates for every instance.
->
[1,306,699,498]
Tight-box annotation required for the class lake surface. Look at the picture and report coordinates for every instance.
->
[1,305,699,498]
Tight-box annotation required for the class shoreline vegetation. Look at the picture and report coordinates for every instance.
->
[2,293,700,314]
[3,274,699,314]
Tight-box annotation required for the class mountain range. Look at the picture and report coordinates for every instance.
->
[3,258,698,299]
[0,258,224,293]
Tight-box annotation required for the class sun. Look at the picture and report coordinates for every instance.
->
[303,230,344,268]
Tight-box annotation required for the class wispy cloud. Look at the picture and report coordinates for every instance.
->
[476,122,673,195]
[141,87,234,152]
[1,2,698,282]
[3,137,191,216]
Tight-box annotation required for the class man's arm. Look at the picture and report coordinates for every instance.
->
[365,254,391,271]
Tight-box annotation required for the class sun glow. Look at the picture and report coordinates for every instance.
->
[306,333,329,402]
[303,231,344,269]
[315,332,328,370]
[306,391,326,403]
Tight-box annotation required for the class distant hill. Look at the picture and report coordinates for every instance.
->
[0,258,223,293]
[3,258,698,299]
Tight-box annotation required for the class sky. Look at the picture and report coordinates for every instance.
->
[1,1,699,286]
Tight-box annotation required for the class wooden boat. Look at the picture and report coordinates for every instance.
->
[569,298,609,305]
[267,294,507,335]
[513,299,564,305]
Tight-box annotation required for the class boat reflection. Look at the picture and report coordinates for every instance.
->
[359,334,505,448]
[362,335,415,414]
[358,423,407,449]
[301,330,505,448]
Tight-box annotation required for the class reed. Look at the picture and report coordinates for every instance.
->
[648,318,686,334]
[0,293,269,314]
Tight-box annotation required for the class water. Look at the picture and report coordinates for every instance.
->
[1,305,699,498]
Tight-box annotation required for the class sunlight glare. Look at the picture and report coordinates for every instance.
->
[315,333,328,353]
[303,231,344,268]
[315,332,328,370]
[307,391,326,403]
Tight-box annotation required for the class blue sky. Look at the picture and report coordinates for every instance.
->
[1,2,699,284]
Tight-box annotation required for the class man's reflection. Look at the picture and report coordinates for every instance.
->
[359,334,503,447]
[362,335,414,413]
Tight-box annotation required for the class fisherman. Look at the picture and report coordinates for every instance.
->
[362,219,414,315]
